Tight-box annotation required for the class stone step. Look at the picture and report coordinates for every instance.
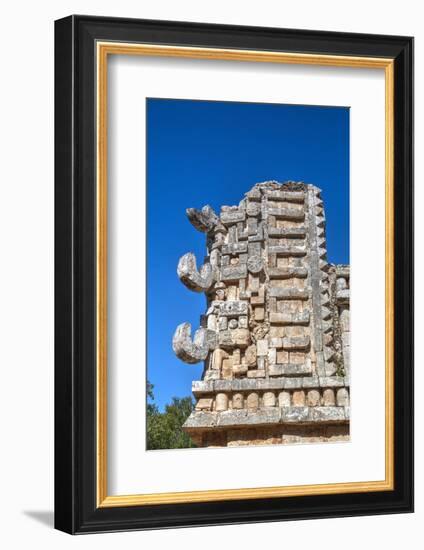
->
[183,406,349,430]
[268,267,308,279]
[269,311,310,325]
[268,226,306,238]
[268,287,309,300]
[281,336,310,350]
[269,361,312,376]
[191,375,349,395]
[268,245,306,257]
[266,190,305,203]
[267,207,305,221]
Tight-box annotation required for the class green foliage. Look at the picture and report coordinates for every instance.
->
[146,382,197,450]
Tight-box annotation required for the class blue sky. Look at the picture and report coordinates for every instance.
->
[147,98,349,410]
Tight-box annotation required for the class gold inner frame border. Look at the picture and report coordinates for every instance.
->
[96,41,394,508]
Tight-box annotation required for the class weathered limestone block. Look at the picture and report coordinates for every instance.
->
[256,339,268,356]
[244,344,257,366]
[220,208,246,225]
[278,391,291,407]
[281,406,309,423]
[221,264,247,281]
[282,336,310,351]
[268,287,309,300]
[267,190,305,203]
[267,207,305,221]
[292,390,306,407]
[246,392,259,410]
[308,407,346,423]
[268,245,307,257]
[263,392,276,407]
[215,393,229,412]
[222,242,248,255]
[268,267,308,279]
[306,390,321,407]
[254,307,265,321]
[268,226,307,238]
[322,388,336,406]
[196,398,213,411]
[336,387,349,407]
[219,328,250,348]
[269,311,310,325]
[269,363,311,376]
[232,364,248,376]
[232,393,244,409]
[339,307,350,332]
[177,252,215,292]
[247,369,266,378]
[218,300,249,317]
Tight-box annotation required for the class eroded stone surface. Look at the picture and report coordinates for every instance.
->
[174,181,350,447]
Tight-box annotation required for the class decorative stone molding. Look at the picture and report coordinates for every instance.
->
[173,181,350,447]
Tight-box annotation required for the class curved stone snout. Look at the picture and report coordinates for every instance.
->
[177,252,215,292]
[186,205,219,233]
[172,322,209,364]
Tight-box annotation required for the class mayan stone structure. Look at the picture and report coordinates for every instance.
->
[173,181,350,447]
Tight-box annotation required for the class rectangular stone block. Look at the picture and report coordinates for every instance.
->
[268,347,277,365]
[269,311,310,325]
[254,307,265,321]
[219,328,250,348]
[221,264,247,281]
[183,411,216,429]
[268,226,306,238]
[308,407,346,423]
[220,210,246,224]
[232,364,248,375]
[319,376,345,388]
[276,350,289,363]
[269,337,283,348]
[280,407,309,423]
[268,287,309,300]
[218,301,249,316]
[267,207,305,221]
[282,336,310,350]
[256,339,268,356]
[221,242,248,255]
[283,377,305,389]
[268,267,308,279]
[301,376,319,388]
[266,190,305,203]
[196,398,213,411]
[246,202,261,216]
[192,381,214,395]
[247,369,266,378]
[269,362,311,376]
[268,245,306,257]
[217,408,280,427]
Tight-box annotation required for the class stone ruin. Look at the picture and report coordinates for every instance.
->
[173,181,350,447]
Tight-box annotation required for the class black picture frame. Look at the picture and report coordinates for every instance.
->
[55,14,414,534]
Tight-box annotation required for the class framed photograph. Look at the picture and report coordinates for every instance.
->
[54,15,413,534]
